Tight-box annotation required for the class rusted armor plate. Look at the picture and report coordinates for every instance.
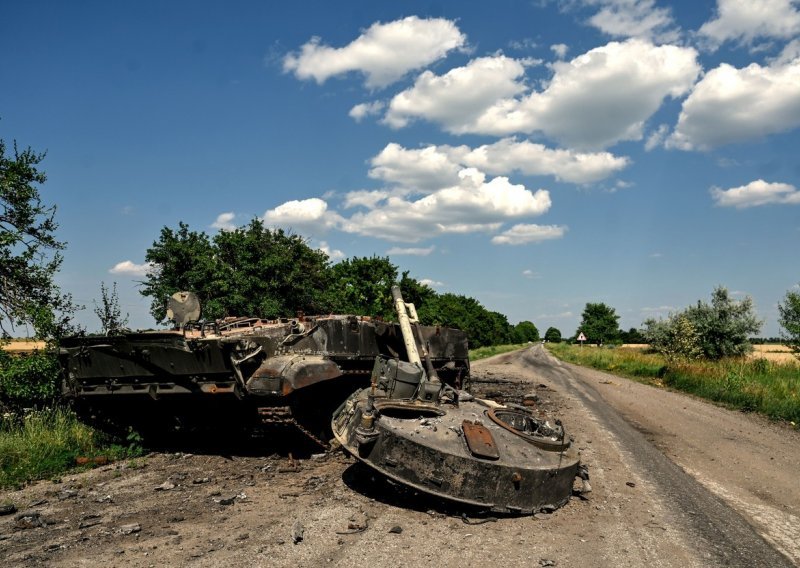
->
[462,420,500,460]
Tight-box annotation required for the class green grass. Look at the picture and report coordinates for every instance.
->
[0,407,142,489]
[547,343,800,424]
[469,343,529,361]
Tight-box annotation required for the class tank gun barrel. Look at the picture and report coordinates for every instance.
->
[391,285,423,369]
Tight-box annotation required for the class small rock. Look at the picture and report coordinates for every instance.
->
[540,560,557,567]
[155,481,176,491]
[192,477,211,485]
[58,489,78,500]
[292,520,304,544]
[235,533,249,541]
[167,515,185,523]
[626,481,636,488]
[95,495,113,503]
[15,511,47,529]
[0,504,17,516]
[388,526,403,534]
[118,523,141,535]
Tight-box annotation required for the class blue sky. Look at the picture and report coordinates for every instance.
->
[2,0,799,337]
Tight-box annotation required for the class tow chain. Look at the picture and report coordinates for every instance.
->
[258,406,330,450]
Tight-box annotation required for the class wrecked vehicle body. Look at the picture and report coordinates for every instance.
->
[59,292,469,446]
[332,286,582,514]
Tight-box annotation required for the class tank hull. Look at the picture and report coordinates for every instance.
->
[59,316,469,442]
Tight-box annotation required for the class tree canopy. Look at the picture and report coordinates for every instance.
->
[544,327,562,343]
[141,220,536,348]
[0,137,76,340]
[514,321,540,343]
[577,302,620,345]
[141,220,331,322]
[777,285,800,357]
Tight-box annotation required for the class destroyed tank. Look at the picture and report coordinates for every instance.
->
[59,292,469,447]
[332,286,583,514]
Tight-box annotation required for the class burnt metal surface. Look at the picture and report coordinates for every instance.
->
[59,314,469,438]
[332,387,581,514]
[330,285,582,515]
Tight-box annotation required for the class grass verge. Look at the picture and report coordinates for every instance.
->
[546,343,800,424]
[470,343,529,361]
[0,406,143,490]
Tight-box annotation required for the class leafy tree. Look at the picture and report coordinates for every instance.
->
[419,293,512,348]
[683,286,761,359]
[577,302,620,345]
[642,314,702,364]
[141,220,331,322]
[93,282,129,334]
[619,327,646,344]
[0,136,77,340]
[544,327,562,343]
[778,285,800,357]
[326,256,398,319]
[514,321,540,342]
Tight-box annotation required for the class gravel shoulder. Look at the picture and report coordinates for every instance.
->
[0,346,795,567]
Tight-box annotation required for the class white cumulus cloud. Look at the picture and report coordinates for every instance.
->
[698,0,800,49]
[211,212,237,231]
[349,101,385,122]
[283,16,466,88]
[383,55,529,129]
[386,246,436,256]
[341,168,552,242]
[491,224,567,245]
[551,43,569,59]
[711,179,800,208]
[420,278,445,287]
[460,138,630,184]
[317,241,345,260]
[382,40,700,149]
[368,139,629,188]
[109,260,154,277]
[263,198,343,235]
[668,57,800,150]
[584,0,680,43]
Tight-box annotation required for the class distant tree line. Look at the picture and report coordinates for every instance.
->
[141,220,541,348]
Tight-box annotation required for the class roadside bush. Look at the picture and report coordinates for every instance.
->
[0,350,60,413]
[642,314,702,364]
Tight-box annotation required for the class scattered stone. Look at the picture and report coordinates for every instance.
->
[235,533,249,541]
[15,512,48,530]
[626,481,636,488]
[192,477,211,485]
[58,489,79,500]
[155,481,176,491]
[540,559,557,567]
[29,499,48,507]
[310,453,326,460]
[292,520,305,544]
[0,503,17,516]
[118,523,141,535]
[214,496,236,506]
[388,525,403,534]
[167,516,185,523]
[95,495,113,503]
